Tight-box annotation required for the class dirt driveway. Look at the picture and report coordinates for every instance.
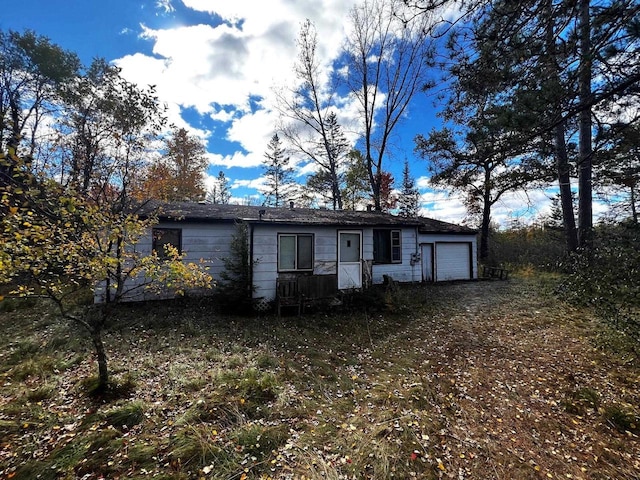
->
[387,278,640,479]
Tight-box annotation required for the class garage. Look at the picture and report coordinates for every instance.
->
[435,242,473,281]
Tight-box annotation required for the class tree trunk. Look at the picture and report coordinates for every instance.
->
[91,328,109,391]
[555,121,579,252]
[479,177,492,262]
[87,305,111,392]
[330,166,343,210]
[334,181,343,210]
[544,0,578,252]
[370,163,382,211]
[577,0,593,248]
[630,185,638,224]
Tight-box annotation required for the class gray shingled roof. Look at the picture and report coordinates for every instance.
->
[137,200,476,234]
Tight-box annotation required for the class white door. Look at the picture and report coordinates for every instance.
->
[421,244,433,282]
[436,243,471,281]
[338,231,362,289]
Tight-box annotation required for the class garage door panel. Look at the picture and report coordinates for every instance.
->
[436,243,471,281]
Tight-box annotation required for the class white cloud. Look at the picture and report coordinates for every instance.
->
[416,181,562,227]
[225,107,276,155]
[419,189,468,223]
[296,161,320,177]
[416,175,431,190]
[232,177,267,191]
[114,0,360,176]
[206,151,262,169]
[156,0,175,14]
[115,0,589,227]
[203,173,266,202]
[209,108,235,123]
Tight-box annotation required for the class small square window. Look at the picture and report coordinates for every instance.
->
[278,234,313,271]
[373,229,402,264]
[152,228,182,259]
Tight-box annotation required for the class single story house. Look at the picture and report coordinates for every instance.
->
[96,201,477,303]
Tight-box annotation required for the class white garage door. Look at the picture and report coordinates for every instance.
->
[436,243,471,281]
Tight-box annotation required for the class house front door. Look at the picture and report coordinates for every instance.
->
[338,231,362,289]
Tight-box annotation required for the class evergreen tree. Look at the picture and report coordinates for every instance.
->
[262,133,296,207]
[540,193,577,230]
[207,170,231,204]
[341,150,371,211]
[306,169,334,208]
[216,221,254,312]
[398,160,421,217]
[319,112,349,209]
[596,123,640,223]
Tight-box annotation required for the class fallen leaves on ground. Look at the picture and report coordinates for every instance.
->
[0,276,638,479]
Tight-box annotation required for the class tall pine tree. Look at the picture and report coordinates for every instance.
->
[342,150,371,211]
[262,133,297,207]
[207,170,231,204]
[412,0,640,254]
[398,160,421,217]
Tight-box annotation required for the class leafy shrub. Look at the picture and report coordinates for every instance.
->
[558,222,640,358]
[488,225,567,270]
[563,387,600,415]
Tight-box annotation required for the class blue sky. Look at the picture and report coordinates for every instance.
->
[5,0,558,224]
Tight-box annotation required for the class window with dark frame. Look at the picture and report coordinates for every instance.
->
[373,229,402,264]
[278,234,313,271]
[152,228,182,259]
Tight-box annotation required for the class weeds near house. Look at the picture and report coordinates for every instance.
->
[0,277,639,479]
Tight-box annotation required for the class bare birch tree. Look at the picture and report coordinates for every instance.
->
[343,0,432,210]
[277,20,348,210]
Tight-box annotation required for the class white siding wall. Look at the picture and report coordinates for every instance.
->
[366,227,421,284]
[154,221,237,278]
[253,225,423,299]
[95,221,236,302]
[417,233,478,281]
[252,224,339,300]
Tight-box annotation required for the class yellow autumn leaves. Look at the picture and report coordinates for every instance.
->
[1,172,213,303]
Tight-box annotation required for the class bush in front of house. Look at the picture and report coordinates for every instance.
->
[215,221,256,314]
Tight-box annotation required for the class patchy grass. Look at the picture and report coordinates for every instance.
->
[0,277,639,479]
